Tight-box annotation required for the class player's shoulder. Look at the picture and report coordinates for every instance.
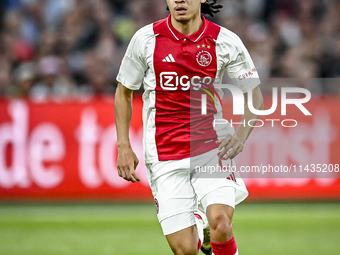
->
[216,25,245,48]
[133,17,168,38]
[131,23,155,43]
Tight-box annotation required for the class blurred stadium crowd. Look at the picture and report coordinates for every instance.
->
[0,0,339,99]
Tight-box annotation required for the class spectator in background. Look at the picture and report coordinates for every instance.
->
[30,56,76,101]
[78,51,115,97]
[0,0,339,99]
[14,62,37,98]
[37,30,58,59]
[0,57,11,98]
[3,8,36,63]
[91,0,119,78]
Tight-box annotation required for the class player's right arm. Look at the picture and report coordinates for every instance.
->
[115,83,140,183]
[115,25,152,182]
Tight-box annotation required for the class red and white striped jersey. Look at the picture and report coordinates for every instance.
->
[117,15,260,163]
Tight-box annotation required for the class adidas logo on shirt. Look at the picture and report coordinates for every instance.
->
[162,54,176,62]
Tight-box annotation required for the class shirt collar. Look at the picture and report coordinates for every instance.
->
[166,14,208,42]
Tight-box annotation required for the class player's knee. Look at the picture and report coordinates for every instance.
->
[209,211,234,237]
[214,220,233,238]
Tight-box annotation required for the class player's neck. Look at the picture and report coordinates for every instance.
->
[170,13,203,36]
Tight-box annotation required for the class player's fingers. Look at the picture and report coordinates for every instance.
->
[134,158,139,170]
[219,147,230,159]
[125,167,134,181]
[125,163,139,183]
[131,171,141,182]
[218,135,232,150]
[222,138,237,155]
[227,144,244,159]
[117,166,124,178]
[120,167,128,179]
[225,148,235,159]
[126,168,136,183]
[220,138,240,158]
[218,139,230,150]
[225,141,239,158]
[120,164,133,181]
[234,144,244,157]
[227,148,239,159]
[129,176,137,183]
[117,167,122,178]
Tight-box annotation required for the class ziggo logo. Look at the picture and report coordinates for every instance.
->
[160,72,213,91]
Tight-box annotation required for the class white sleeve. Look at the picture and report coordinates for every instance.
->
[116,25,152,90]
[218,28,260,93]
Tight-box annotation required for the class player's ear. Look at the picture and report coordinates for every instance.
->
[201,0,207,4]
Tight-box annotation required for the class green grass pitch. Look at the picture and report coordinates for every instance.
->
[0,202,339,255]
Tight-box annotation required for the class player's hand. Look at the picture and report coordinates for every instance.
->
[216,134,244,159]
[117,146,140,183]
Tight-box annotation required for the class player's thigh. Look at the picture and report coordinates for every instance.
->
[166,225,199,255]
[191,149,247,211]
[146,159,197,236]
[198,184,237,213]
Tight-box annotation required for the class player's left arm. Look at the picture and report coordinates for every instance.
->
[217,85,263,159]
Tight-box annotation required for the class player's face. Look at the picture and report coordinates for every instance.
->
[166,0,207,22]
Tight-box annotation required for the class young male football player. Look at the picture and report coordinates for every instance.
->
[115,0,263,254]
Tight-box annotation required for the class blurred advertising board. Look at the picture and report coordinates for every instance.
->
[0,95,339,201]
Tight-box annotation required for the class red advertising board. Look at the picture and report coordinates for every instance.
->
[0,96,339,201]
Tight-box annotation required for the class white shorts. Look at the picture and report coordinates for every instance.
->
[145,149,248,235]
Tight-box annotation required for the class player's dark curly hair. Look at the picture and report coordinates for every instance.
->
[201,0,223,18]
[167,0,223,18]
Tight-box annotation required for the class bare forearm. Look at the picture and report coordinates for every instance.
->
[115,83,140,183]
[217,86,263,159]
[235,86,264,143]
[115,83,133,148]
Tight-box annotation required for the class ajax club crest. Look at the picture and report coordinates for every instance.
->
[196,50,212,67]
